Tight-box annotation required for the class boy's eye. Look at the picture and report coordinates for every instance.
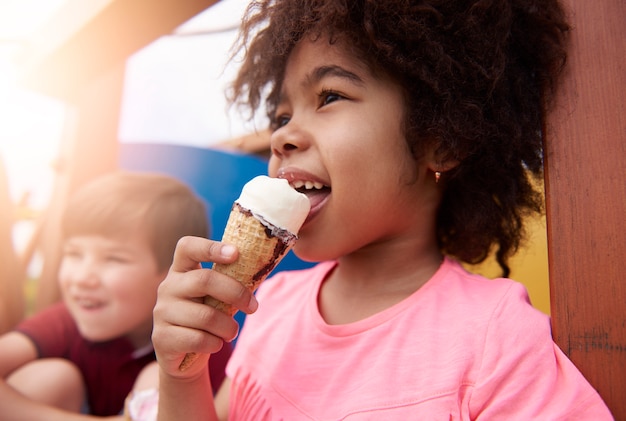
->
[106,255,129,263]
[63,250,82,259]
[62,246,82,259]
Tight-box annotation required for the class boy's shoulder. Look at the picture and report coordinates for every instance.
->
[16,302,136,358]
[16,301,75,335]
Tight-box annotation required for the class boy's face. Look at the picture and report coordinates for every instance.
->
[58,230,166,348]
[268,36,439,262]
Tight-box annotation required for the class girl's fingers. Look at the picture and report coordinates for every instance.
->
[170,236,238,272]
[160,265,257,315]
[152,235,258,377]
[153,297,240,343]
[165,236,257,315]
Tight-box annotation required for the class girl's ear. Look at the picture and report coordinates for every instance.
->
[427,159,459,174]
[425,147,460,175]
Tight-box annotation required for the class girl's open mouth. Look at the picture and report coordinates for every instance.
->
[290,180,330,220]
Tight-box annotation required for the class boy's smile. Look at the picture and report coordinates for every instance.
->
[59,233,166,347]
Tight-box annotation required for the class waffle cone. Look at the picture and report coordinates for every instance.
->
[179,203,296,371]
[203,202,296,315]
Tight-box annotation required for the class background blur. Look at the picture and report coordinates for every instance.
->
[0,0,550,317]
[2,1,623,416]
[1,0,263,280]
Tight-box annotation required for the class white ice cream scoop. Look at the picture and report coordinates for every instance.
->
[235,175,311,234]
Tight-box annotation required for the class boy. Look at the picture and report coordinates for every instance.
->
[0,171,232,420]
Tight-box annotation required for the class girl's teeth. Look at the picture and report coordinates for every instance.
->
[291,180,324,190]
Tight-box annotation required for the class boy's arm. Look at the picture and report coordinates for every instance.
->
[0,379,125,420]
[213,378,231,421]
[131,361,160,392]
[0,331,38,378]
[0,331,120,420]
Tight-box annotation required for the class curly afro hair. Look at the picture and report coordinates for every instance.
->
[228,0,570,276]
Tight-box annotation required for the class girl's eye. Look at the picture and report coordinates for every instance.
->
[272,114,291,129]
[319,90,343,107]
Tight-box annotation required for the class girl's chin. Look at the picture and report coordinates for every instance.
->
[293,240,334,264]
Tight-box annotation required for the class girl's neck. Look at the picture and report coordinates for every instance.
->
[318,240,443,325]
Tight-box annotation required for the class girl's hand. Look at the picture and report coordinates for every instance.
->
[151,236,258,379]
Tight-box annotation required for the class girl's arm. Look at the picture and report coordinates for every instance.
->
[151,236,256,421]
[469,283,612,419]
[157,364,217,421]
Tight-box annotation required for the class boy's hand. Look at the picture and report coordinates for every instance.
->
[152,236,258,378]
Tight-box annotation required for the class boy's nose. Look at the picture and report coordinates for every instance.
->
[69,262,101,288]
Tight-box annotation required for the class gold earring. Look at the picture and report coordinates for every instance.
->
[435,171,441,183]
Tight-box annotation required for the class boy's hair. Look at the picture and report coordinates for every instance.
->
[228,0,570,276]
[61,171,208,272]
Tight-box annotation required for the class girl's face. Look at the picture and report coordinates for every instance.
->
[58,231,166,348]
[269,36,439,262]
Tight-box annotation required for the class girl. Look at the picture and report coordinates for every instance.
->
[149,0,613,419]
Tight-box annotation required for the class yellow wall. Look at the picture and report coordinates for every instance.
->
[465,214,551,315]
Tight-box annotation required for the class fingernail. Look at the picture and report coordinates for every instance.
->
[225,332,239,343]
[221,244,236,258]
[248,294,258,313]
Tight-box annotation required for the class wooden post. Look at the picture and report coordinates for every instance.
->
[0,157,26,332]
[543,0,626,418]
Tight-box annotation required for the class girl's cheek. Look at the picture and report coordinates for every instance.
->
[268,155,280,177]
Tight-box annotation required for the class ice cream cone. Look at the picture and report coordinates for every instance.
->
[177,176,309,372]
[178,203,298,371]
[204,202,297,315]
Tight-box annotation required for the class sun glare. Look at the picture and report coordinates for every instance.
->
[0,82,65,212]
[0,0,68,209]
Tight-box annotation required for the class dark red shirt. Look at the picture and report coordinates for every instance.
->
[16,302,232,416]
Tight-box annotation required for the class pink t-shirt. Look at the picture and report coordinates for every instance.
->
[226,258,612,420]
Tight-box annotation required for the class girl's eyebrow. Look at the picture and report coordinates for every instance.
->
[303,65,365,88]
[277,65,366,106]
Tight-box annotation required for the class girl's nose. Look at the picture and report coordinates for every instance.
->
[270,120,310,160]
